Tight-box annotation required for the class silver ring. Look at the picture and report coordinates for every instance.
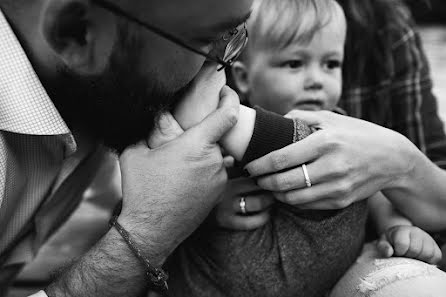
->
[301,164,312,188]
[239,196,247,214]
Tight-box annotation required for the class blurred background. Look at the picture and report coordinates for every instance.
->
[7,1,446,296]
[408,0,446,120]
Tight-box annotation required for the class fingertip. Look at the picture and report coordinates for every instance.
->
[220,85,234,97]
[377,240,394,258]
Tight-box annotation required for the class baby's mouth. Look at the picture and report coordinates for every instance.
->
[294,99,324,111]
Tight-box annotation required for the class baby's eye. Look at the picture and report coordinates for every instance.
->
[282,60,303,69]
[325,60,342,70]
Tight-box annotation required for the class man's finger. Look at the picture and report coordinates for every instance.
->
[147,112,184,148]
[187,86,239,144]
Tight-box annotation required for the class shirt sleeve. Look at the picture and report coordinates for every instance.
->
[28,291,48,297]
[388,9,446,169]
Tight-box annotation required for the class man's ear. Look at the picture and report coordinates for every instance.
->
[41,0,115,75]
[231,61,250,96]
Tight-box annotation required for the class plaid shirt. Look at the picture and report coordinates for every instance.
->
[339,6,446,170]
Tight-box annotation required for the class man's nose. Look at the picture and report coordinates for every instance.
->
[304,66,323,90]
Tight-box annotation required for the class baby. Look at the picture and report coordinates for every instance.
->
[167,0,441,296]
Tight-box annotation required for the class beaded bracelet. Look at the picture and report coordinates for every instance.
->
[109,202,169,294]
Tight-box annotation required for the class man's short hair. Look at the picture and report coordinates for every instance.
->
[243,0,342,58]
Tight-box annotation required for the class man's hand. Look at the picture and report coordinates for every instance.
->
[118,87,239,265]
[377,225,442,265]
[245,110,416,210]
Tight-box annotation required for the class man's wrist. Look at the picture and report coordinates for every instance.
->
[112,217,168,267]
[110,215,168,292]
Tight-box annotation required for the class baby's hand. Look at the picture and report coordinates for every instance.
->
[377,225,442,264]
[173,63,227,130]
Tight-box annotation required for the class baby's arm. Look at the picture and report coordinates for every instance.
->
[369,192,442,264]
[173,65,310,162]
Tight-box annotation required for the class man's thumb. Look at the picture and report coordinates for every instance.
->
[147,112,184,148]
[189,86,239,144]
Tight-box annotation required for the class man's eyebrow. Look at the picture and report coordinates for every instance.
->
[210,11,252,33]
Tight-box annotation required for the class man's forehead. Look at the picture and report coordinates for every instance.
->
[143,0,253,34]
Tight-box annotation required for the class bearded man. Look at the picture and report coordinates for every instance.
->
[0,0,252,296]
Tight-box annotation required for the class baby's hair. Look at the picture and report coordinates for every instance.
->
[243,0,343,60]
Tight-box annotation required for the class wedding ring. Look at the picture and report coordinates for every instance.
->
[239,196,247,214]
[301,164,312,188]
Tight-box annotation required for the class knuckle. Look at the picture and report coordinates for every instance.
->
[332,158,353,176]
[276,175,293,191]
[333,198,350,209]
[271,153,288,171]
[318,133,340,153]
[333,181,354,198]
[283,192,297,205]
[226,107,239,127]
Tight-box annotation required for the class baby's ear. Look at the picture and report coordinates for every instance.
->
[230,61,250,96]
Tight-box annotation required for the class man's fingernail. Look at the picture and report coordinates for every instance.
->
[243,169,251,177]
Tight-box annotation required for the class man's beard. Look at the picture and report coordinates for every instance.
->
[49,25,190,153]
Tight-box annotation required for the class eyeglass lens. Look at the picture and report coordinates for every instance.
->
[223,24,248,64]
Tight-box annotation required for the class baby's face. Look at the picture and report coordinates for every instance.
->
[245,11,346,115]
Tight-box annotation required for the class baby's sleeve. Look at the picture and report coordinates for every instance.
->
[240,107,313,165]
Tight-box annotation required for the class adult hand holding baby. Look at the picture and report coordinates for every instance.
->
[245,110,417,210]
[118,64,240,266]
[174,62,272,231]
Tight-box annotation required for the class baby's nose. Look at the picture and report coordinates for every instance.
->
[304,67,324,90]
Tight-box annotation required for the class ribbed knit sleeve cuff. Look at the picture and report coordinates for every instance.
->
[240,107,312,165]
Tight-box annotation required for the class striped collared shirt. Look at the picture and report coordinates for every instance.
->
[0,9,104,289]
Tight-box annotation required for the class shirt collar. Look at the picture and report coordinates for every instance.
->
[0,10,71,136]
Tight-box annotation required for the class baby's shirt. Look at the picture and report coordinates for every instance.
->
[166,107,367,297]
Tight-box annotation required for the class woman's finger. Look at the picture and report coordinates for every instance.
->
[224,211,271,231]
[244,133,323,177]
[233,192,274,214]
[284,109,327,126]
[255,159,336,192]
[229,176,262,194]
[272,178,356,208]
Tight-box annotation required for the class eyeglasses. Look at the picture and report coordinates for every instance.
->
[92,0,248,71]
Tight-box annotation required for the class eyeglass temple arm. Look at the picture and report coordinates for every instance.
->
[91,0,230,69]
